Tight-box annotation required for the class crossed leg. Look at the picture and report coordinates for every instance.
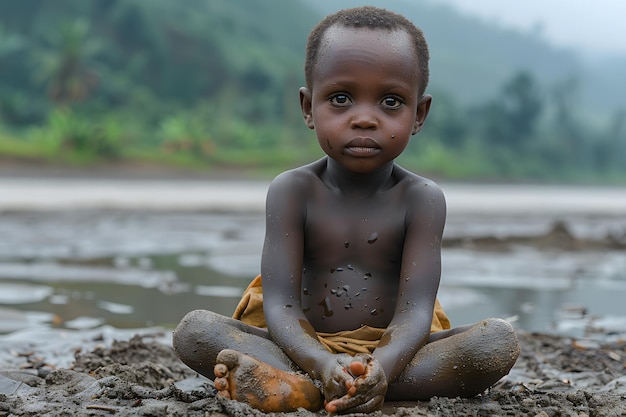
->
[387,318,520,400]
[172,309,323,412]
[173,312,519,412]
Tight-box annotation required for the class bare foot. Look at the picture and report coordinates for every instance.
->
[213,349,322,413]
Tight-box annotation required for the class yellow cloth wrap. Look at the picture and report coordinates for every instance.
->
[233,274,451,355]
[316,326,386,355]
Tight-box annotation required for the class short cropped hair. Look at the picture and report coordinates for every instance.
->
[305,6,430,97]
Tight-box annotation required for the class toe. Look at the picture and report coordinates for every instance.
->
[216,349,240,367]
[214,377,228,391]
[214,363,228,377]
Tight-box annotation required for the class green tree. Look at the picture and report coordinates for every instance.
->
[598,109,626,173]
[423,90,468,149]
[549,77,587,169]
[33,19,101,105]
[478,72,543,152]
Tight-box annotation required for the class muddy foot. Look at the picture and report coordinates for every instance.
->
[213,349,322,413]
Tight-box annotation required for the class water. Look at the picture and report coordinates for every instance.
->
[1,181,625,338]
[0,210,264,333]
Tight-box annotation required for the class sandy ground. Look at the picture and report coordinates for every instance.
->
[1,326,626,417]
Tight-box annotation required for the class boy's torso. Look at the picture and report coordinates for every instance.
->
[296,159,424,332]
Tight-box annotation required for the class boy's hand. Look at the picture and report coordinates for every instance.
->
[323,354,387,414]
[320,354,354,404]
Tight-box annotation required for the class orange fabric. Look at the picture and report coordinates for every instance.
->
[232,275,266,327]
[233,274,451,355]
[316,326,385,355]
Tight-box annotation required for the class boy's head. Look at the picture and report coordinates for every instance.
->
[305,6,430,97]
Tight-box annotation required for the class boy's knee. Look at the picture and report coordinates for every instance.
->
[172,309,215,354]
[177,309,210,328]
[174,309,203,335]
[475,318,520,363]
[482,318,518,344]
[480,317,516,335]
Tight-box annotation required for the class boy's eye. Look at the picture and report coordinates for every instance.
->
[382,97,402,109]
[330,94,351,106]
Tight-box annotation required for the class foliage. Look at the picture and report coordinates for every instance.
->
[0,0,624,182]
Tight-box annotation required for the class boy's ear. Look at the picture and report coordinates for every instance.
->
[412,94,432,135]
[299,87,315,129]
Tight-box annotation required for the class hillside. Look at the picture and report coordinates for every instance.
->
[306,0,615,110]
[2,0,623,116]
[0,0,623,182]
[0,0,318,114]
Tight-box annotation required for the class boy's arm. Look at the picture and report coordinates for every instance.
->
[372,179,447,384]
[260,172,336,380]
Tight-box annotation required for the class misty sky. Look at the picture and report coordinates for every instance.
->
[437,0,626,57]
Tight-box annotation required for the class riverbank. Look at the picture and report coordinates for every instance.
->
[2,176,626,216]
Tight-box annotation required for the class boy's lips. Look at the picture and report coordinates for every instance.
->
[343,137,381,157]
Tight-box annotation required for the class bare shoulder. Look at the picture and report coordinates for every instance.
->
[266,159,325,203]
[393,165,446,218]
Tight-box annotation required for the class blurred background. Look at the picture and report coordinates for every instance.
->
[1,0,625,341]
[1,0,625,180]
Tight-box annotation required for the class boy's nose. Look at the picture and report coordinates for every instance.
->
[350,105,378,129]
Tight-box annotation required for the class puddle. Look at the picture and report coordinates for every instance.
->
[0,210,624,336]
[0,283,53,304]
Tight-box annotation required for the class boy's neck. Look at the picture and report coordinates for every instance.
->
[323,157,395,197]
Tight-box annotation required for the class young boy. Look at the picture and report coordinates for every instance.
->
[173,6,520,414]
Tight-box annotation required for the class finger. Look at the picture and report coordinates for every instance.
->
[353,355,383,386]
[352,371,387,398]
[325,391,373,414]
[324,377,351,404]
[341,395,385,414]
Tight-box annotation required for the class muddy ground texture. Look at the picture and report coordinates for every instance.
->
[0,326,625,417]
[1,223,626,416]
[1,200,625,416]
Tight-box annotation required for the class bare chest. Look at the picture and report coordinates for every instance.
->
[300,196,408,331]
[304,195,407,262]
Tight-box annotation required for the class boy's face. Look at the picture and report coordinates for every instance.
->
[300,25,431,174]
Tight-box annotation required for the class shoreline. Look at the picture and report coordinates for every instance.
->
[1,176,626,215]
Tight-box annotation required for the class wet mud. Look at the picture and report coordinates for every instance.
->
[1,178,625,416]
[1,328,626,416]
[445,220,626,252]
